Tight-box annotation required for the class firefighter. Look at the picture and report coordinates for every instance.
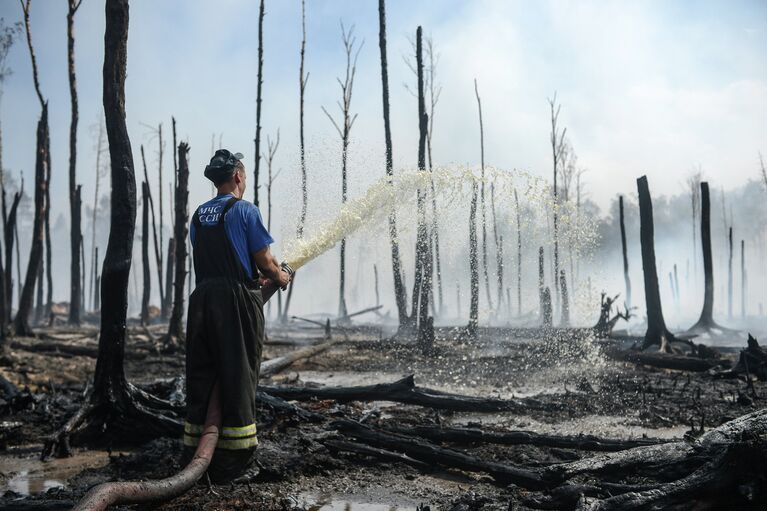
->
[183,149,291,482]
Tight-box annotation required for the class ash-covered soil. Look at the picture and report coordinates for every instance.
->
[0,323,764,510]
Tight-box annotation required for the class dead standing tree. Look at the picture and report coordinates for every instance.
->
[467,180,479,338]
[263,129,281,318]
[687,182,731,335]
[45,0,180,457]
[88,120,106,311]
[637,176,679,352]
[514,189,521,316]
[619,195,631,309]
[140,181,150,325]
[322,21,362,320]
[474,79,492,310]
[411,26,432,350]
[67,0,84,325]
[282,0,308,323]
[377,0,408,327]
[15,0,49,337]
[548,93,566,315]
[253,0,264,206]
[140,145,162,318]
[165,142,189,344]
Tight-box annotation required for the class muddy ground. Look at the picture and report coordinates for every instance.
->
[0,322,764,510]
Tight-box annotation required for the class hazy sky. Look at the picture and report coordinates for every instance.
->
[1,0,766,237]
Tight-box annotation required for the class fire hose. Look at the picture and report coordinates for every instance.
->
[73,262,296,511]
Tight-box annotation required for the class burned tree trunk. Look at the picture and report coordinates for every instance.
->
[15,105,47,336]
[728,226,733,319]
[44,0,180,458]
[67,0,83,326]
[321,23,360,320]
[162,237,174,319]
[467,181,479,337]
[541,287,552,328]
[166,142,189,342]
[491,183,503,311]
[515,189,521,316]
[619,195,631,309]
[281,0,309,324]
[15,2,48,337]
[44,144,52,322]
[538,246,545,321]
[474,79,492,310]
[559,269,569,326]
[4,191,20,323]
[140,145,163,315]
[741,239,746,318]
[378,0,408,326]
[637,176,677,352]
[688,182,730,334]
[140,181,150,325]
[253,0,264,206]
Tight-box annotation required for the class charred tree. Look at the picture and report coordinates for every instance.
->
[92,246,99,311]
[541,287,552,328]
[378,0,408,326]
[140,181,150,325]
[44,0,180,458]
[282,0,308,323]
[619,195,631,309]
[15,0,49,336]
[89,120,106,311]
[140,145,163,314]
[687,182,730,334]
[4,190,20,323]
[741,239,746,318]
[515,189,521,316]
[474,79,492,309]
[425,37,443,315]
[67,0,83,325]
[412,26,432,350]
[166,142,189,343]
[637,176,677,352]
[321,22,361,320]
[728,226,733,319]
[467,181,479,338]
[538,246,545,321]
[253,0,264,206]
[163,238,174,319]
[559,269,569,326]
[44,138,52,322]
[491,183,503,311]
[548,93,566,314]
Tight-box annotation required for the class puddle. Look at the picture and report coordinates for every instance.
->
[300,492,417,511]
[0,447,114,495]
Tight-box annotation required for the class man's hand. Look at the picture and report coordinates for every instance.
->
[259,269,292,291]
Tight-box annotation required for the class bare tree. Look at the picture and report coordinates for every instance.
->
[263,129,281,319]
[548,93,567,315]
[140,181,150,325]
[377,0,408,326]
[253,0,264,206]
[89,120,107,310]
[619,195,631,309]
[166,142,189,343]
[282,0,308,323]
[322,21,362,320]
[15,0,49,336]
[637,176,678,352]
[467,181,479,337]
[0,19,21,254]
[687,182,730,334]
[474,79,492,309]
[67,0,84,325]
[686,169,702,285]
[140,145,163,314]
[514,188,521,316]
[490,182,503,311]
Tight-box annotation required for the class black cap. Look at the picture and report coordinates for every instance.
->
[204,149,244,185]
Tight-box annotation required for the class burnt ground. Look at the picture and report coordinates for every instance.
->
[0,322,765,510]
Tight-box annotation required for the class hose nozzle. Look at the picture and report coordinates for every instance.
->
[280,261,295,277]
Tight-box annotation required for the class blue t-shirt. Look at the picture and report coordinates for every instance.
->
[190,193,274,279]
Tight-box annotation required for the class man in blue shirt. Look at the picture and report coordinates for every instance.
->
[183,149,290,483]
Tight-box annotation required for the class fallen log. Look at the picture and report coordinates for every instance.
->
[321,438,431,470]
[331,418,551,489]
[260,338,339,378]
[389,425,667,452]
[9,340,148,360]
[261,374,548,413]
[607,348,725,372]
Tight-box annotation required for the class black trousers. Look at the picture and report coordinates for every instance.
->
[184,279,264,479]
